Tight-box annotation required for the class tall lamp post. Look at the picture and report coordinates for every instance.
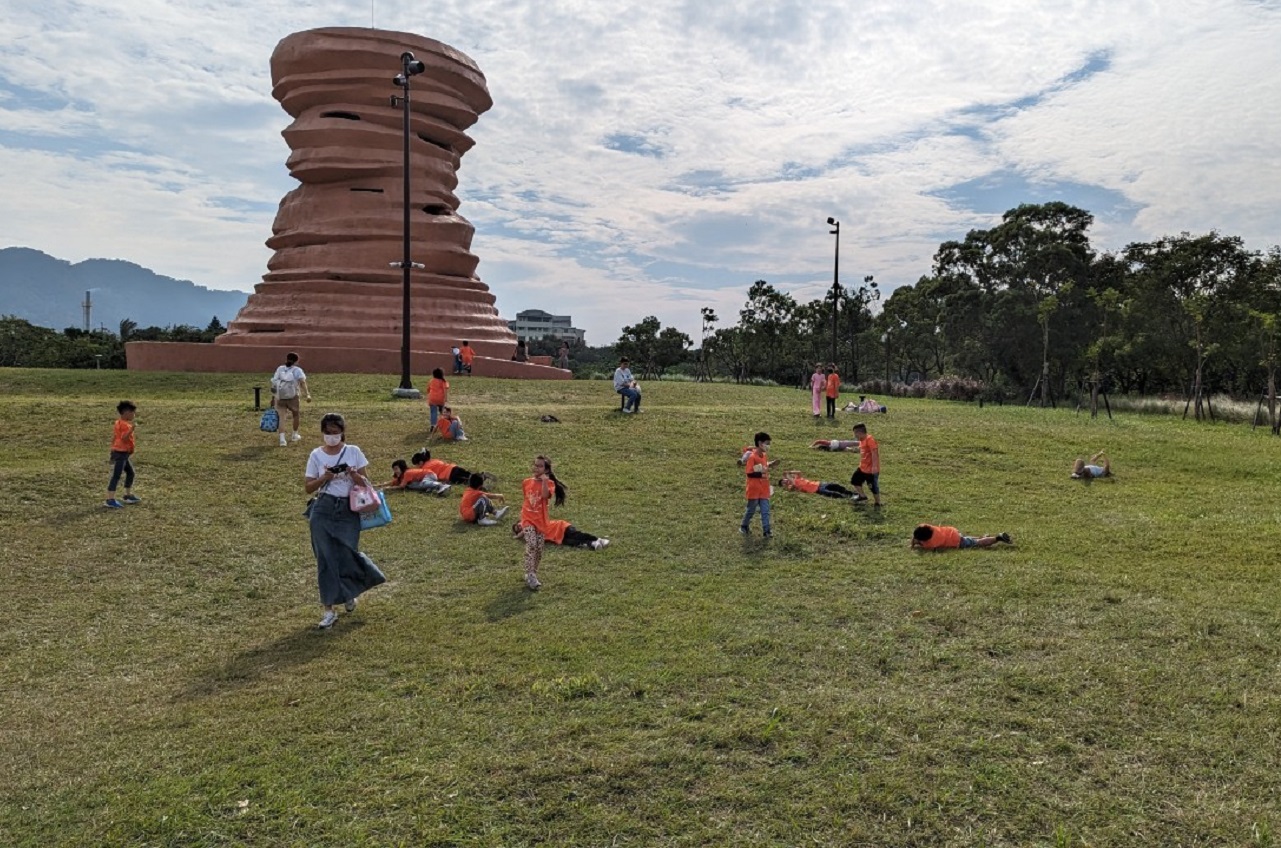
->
[826,217,840,366]
[390,51,426,398]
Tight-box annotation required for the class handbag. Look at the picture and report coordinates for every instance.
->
[260,407,279,433]
[349,482,382,515]
[359,492,392,530]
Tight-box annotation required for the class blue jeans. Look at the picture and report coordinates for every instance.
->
[108,451,134,492]
[618,387,640,411]
[741,498,771,535]
[430,404,442,427]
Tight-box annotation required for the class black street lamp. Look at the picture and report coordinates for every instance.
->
[826,217,840,366]
[390,51,426,398]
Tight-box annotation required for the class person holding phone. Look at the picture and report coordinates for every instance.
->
[304,413,385,629]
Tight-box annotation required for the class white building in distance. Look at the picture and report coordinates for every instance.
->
[507,309,585,343]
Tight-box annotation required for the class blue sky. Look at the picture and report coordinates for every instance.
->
[1,0,1278,344]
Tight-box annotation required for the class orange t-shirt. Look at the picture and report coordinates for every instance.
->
[435,417,458,440]
[858,435,880,473]
[744,448,771,500]
[825,373,840,399]
[789,476,820,494]
[918,525,962,550]
[514,518,570,544]
[460,346,475,365]
[423,458,457,480]
[400,467,436,486]
[111,419,135,453]
[460,488,491,521]
[521,477,553,535]
[427,377,449,406]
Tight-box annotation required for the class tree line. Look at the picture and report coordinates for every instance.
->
[616,202,1281,419]
[0,317,227,368]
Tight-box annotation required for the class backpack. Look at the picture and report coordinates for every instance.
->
[260,407,279,432]
[275,366,299,400]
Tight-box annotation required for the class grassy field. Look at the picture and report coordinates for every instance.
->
[2,368,1279,847]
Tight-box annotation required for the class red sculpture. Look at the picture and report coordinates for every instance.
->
[128,27,562,378]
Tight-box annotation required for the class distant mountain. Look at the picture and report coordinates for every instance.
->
[0,247,249,332]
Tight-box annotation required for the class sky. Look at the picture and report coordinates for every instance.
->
[2,0,1279,345]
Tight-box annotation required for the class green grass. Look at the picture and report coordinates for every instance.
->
[2,368,1280,847]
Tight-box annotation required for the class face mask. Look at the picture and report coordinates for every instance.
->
[761,443,771,451]
[323,433,342,447]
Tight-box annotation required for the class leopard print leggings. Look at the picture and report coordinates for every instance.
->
[523,524,544,576]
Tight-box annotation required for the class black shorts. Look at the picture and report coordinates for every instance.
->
[850,469,879,493]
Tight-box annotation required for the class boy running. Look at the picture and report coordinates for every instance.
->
[105,400,140,508]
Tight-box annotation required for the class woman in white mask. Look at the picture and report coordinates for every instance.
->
[303,413,385,628]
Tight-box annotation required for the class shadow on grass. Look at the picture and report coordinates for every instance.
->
[174,620,366,701]
[220,444,277,462]
[43,505,117,526]
[484,586,536,621]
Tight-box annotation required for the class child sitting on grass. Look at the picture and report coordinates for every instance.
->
[779,470,858,499]
[460,473,508,526]
[1071,451,1111,479]
[911,524,1012,550]
[433,405,467,441]
[380,459,451,496]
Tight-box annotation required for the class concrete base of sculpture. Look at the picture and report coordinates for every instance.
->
[125,341,570,380]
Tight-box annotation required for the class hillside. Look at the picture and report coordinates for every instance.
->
[0,247,248,331]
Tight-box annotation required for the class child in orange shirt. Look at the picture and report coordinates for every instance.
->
[740,431,774,537]
[911,524,1012,550]
[380,459,451,496]
[824,365,841,418]
[779,470,857,499]
[410,449,495,487]
[460,473,508,526]
[518,457,607,590]
[426,368,449,427]
[105,400,139,508]
[460,340,475,375]
[849,422,881,506]
[433,406,467,441]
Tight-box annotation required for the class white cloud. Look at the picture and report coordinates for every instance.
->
[1,0,1278,344]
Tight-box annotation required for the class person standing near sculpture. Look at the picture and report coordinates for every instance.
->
[614,357,641,413]
[271,352,311,446]
[460,341,476,375]
[558,341,571,370]
[305,413,385,629]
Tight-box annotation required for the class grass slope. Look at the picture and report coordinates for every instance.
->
[2,369,1279,847]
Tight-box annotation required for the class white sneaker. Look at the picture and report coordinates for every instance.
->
[343,598,356,612]
[525,572,541,591]
[435,484,452,497]
[622,408,634,414]
[457,434,468,441]
[478,517,498,526]
[291,432,302,442]
[279,434,287,446]
[494,505,509,520]
[591,538,610,550]
[317,610,338,629]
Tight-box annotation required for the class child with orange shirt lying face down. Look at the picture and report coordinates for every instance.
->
[778,471,858,499]
[911,524,1013,550]
[380,459,451,496]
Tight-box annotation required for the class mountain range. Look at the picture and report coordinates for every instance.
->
[0,247,249,332]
